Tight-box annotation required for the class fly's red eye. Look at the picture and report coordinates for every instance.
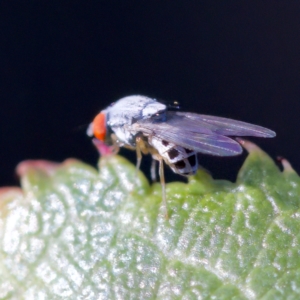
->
[92,113,106,141]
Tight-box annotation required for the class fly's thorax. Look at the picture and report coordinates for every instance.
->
[104,95,167,147]
[105,95,166,128]
[148,136,198,176]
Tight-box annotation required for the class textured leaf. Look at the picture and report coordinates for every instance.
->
[0,141,300,299]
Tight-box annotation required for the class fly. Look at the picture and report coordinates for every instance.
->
[87,95,276,217]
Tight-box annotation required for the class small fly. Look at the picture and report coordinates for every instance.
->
[87,95,276,217]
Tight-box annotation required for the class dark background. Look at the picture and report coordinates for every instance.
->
[1,2,299,186]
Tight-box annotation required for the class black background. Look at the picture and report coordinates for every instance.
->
[1,2,299,186]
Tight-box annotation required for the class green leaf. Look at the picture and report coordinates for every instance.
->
[0,141,300,299]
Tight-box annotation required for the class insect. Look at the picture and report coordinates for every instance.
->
[87,95,275,217]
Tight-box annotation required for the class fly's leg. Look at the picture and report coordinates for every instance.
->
[135,136,168,218]
[134,135,149,187]
[158,158,168,219]
[135,135,150,176]
[150,158,157,182]
[135,142,142,177]
[110,133,120,154]
[111,143,120,155]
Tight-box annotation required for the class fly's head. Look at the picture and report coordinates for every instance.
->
[87,110,117,155]
[87,110,107,141]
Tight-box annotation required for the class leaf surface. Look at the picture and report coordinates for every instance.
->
[0,142,300,299]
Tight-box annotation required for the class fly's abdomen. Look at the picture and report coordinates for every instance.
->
[167,148,198,176]
[149,136,198,176]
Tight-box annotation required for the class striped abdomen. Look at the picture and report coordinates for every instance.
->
[149,136,198,176]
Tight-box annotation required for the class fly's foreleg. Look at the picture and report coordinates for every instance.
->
[135,135,152,174]
[135,141,142,176]
[110,133,120,154]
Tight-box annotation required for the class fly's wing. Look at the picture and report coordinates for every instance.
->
[134,120,243,156]
[172,112,276,137]
[134,111,275,156]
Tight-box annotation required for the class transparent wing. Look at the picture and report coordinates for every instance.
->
[134,111,275,156]
[171,112,276,137]
[135,121,242,156]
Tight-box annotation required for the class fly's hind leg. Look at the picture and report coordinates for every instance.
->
[158,157,168,219]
